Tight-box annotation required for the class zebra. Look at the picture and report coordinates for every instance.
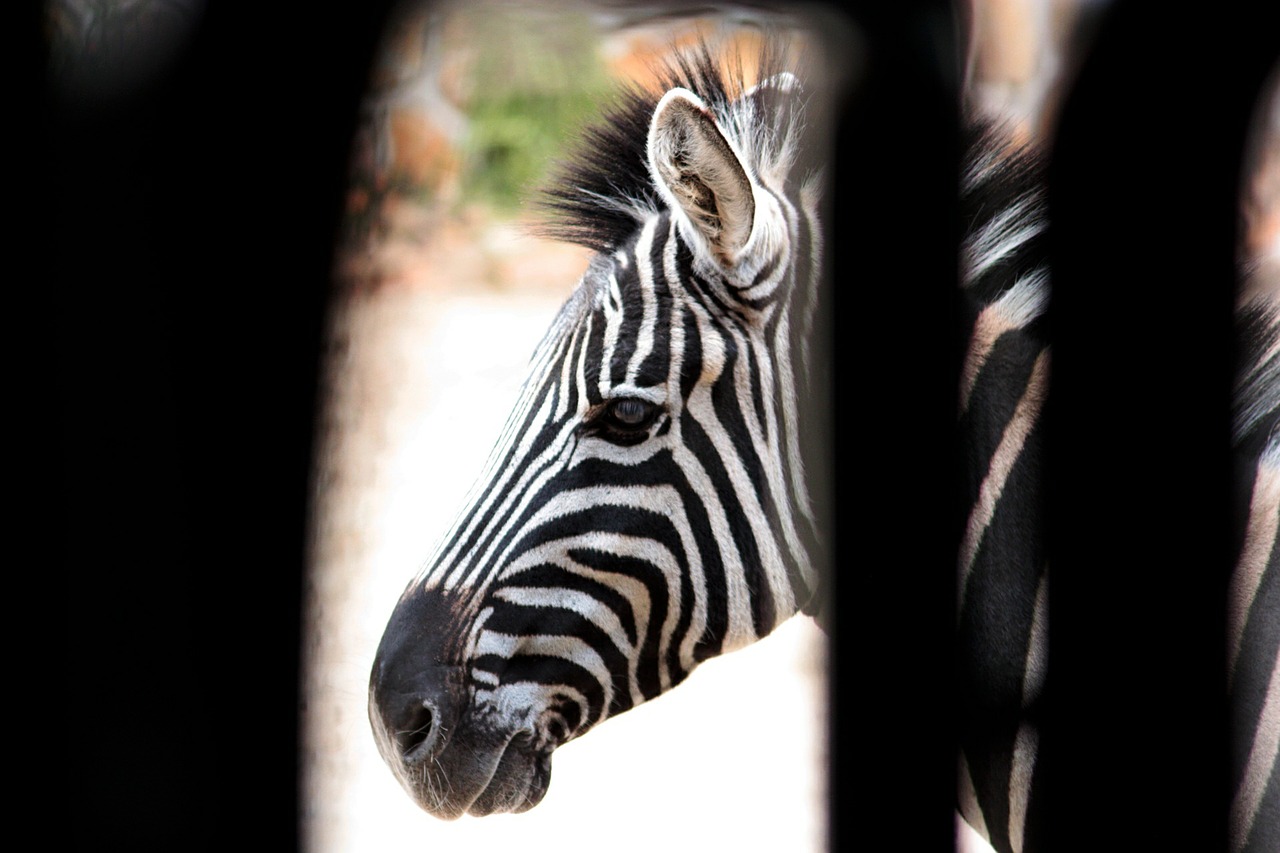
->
[366,36,1280,852]
[368,36,830,821]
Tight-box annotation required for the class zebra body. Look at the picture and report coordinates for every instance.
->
[954,121,1051,853]
[367,37,1280,853]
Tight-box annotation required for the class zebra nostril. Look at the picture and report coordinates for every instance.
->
[394,701,439,762]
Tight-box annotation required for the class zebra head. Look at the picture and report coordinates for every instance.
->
[368,42,829,819]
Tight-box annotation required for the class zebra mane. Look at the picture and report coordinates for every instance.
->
[536,35,815,252]
[959,117,1051,314]
[1234,257,1280,452]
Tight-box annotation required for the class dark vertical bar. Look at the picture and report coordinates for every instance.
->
[829,3,961,850]
[48,3,398,850]
[1045,4,1276,852]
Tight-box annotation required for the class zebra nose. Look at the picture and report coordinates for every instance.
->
[385,694,446,764]
[369,588,470,767]
[371,669,466,769]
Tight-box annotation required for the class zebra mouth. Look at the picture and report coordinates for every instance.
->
[465,731,553,816]
[398,726,555,819]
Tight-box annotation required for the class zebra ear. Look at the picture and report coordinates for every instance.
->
[647,88,757,268]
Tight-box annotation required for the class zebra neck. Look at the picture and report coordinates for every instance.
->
[749,179,829,639]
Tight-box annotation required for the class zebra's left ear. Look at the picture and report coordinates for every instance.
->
[647,88,761,270]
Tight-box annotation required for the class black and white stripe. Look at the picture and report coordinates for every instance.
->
[1228,258,1280,853]
[954,120,1052,853]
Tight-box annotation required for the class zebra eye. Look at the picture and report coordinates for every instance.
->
[606,398,657,428]
[598,398,660,436]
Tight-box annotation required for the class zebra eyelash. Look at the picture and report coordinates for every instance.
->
[581,397,665,443]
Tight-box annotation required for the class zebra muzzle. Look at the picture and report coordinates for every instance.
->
[371,683,554,818]
[369,615,557,818]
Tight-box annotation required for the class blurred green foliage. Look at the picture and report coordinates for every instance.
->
[458,7,612,212]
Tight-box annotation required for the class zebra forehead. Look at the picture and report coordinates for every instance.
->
[538,274,594,348]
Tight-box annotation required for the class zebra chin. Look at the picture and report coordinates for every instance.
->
[403,730,553,819]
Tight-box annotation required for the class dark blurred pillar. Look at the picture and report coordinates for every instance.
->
[1044,3,1277,852]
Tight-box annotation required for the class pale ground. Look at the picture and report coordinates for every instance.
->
[301,206,839,852]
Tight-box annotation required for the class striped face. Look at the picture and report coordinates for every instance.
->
[369,79,824,819]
